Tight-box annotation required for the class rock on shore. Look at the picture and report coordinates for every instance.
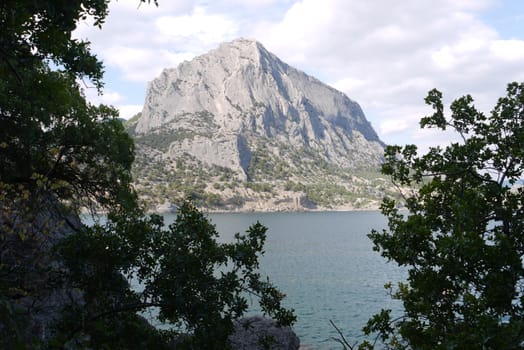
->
[229,316,300,350]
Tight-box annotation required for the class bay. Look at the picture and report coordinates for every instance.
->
[162,210,405,350]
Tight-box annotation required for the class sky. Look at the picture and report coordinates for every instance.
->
[74,0,524,151]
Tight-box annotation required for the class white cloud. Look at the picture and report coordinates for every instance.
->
[156,7,238,45]
[83,88,123,105]
[431,46,458,70]
[82,88,141,119]
[490,39,524,61]
[83,87,142,119]
[331,77,366,93]
[75,3,239,83]
[101,46,195,82]
[249,0,524,147]
[74,0,524,149]
[380,119,411,136]
[219,0,285,7]
[117,104,144,119]
[96,91,123,105]
[374,104,431,137]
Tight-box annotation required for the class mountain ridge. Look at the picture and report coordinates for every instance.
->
[129,38,396,212]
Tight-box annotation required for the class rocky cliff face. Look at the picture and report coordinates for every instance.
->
[129,39,393,211]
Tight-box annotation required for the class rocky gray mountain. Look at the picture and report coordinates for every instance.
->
[128,38,395,211]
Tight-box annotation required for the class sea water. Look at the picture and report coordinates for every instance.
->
[164,211,405,350]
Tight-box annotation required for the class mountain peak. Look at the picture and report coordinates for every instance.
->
[197,37,278,74]
[215,38,263,60]
[134,39,383,176]
[219,37,262,50]
[130,39,389,211]
[217,38,267,56]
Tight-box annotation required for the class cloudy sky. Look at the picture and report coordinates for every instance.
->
[75,0,524,150]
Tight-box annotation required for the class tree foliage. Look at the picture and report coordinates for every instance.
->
[363,82,524,349]
[0,0,144,211]
[55,202,295,349]
[1,1,294,348]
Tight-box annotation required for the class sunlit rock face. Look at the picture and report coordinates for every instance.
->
[135,38,384,180]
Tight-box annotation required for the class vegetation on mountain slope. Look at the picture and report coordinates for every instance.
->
[127,114,400,212]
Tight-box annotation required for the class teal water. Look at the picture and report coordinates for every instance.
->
[162,211,405,350]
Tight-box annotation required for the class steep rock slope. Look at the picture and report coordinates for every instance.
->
[129,39,393,211]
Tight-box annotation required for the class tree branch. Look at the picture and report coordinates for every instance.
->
[0,47,23,82]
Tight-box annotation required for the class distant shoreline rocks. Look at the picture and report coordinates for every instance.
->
[148,201,382,214]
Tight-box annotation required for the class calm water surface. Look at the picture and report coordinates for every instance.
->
[163,211,405,350]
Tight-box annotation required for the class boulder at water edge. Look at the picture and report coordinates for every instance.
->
[229,316,300,350]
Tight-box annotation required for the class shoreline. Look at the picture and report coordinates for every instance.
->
[81,200,388,216]
[201,207,382,214]
[155,204,383,215]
